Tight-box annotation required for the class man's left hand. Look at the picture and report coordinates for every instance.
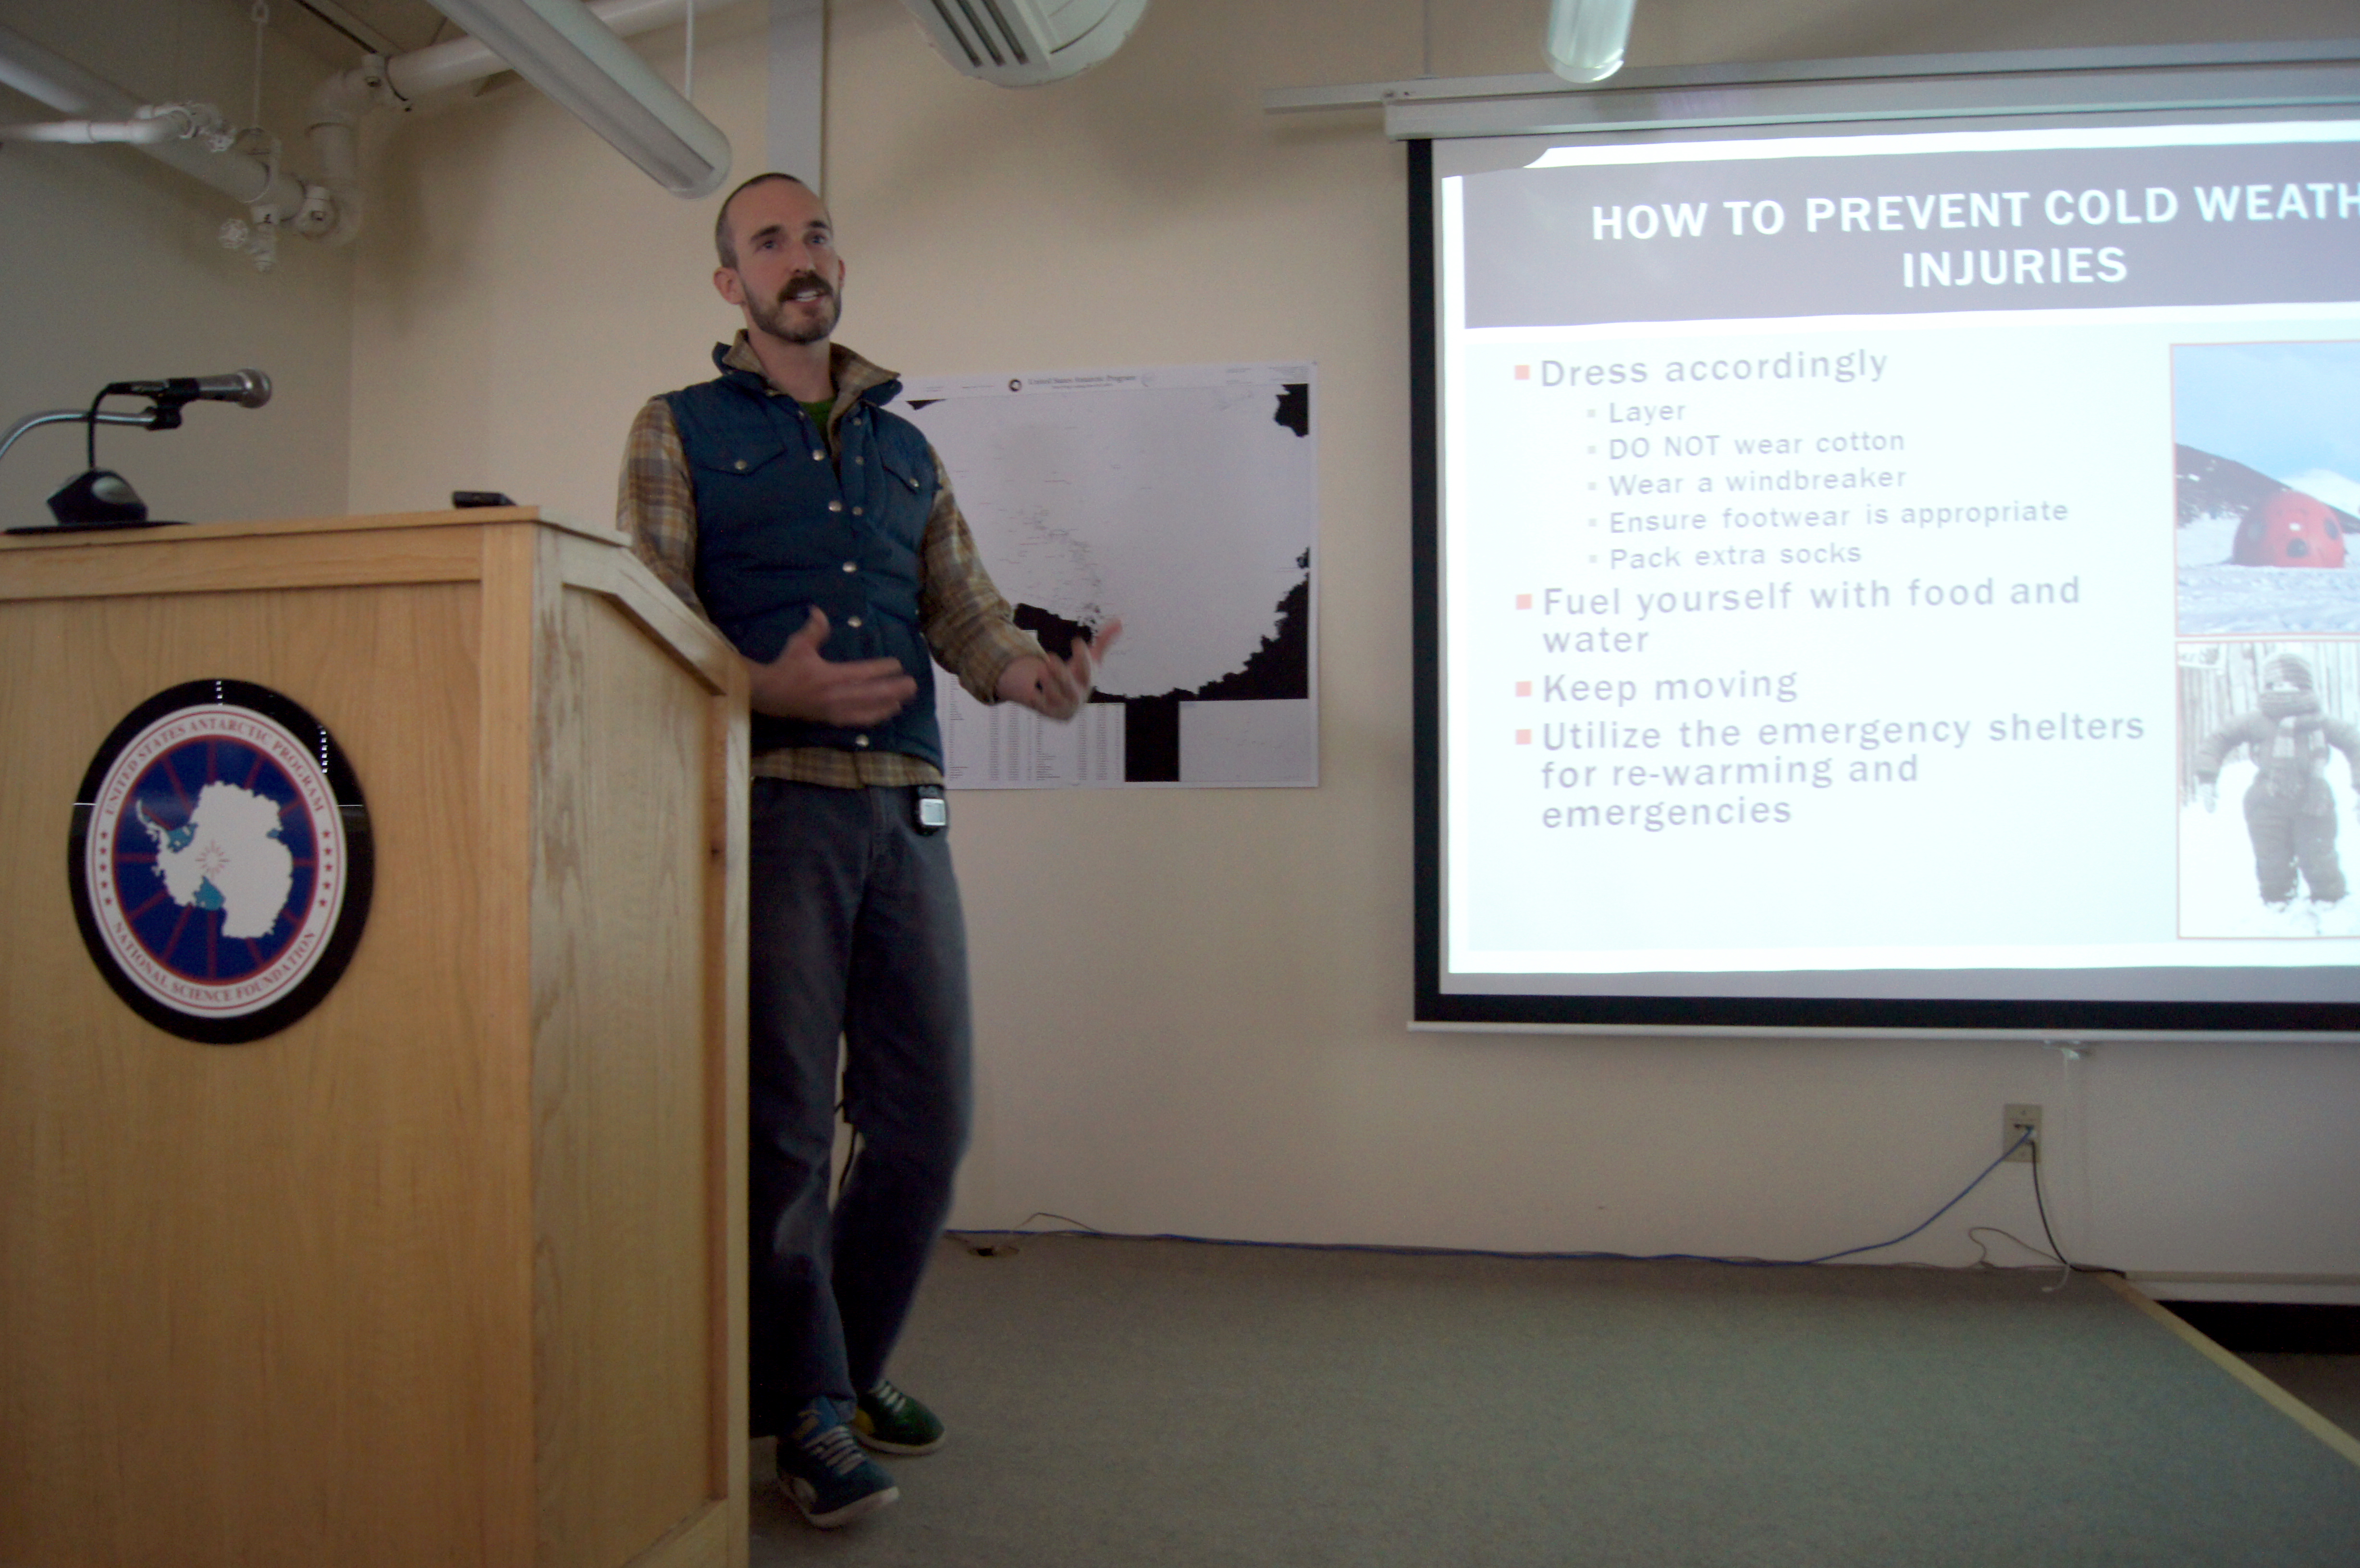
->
[997,619,1124,721]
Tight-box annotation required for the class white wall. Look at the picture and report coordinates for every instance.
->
[344,0,2360,1297]
[0,0,352,527]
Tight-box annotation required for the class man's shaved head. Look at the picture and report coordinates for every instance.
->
[715,172,813,269]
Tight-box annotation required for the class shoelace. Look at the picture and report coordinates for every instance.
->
[797,1412,869,1477]
[868,1382,911,1417]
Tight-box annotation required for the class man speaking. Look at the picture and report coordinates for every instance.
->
[616,172,1118,1529]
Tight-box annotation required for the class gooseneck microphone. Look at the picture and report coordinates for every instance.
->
[0,368,276,532]
[99,370,273,409]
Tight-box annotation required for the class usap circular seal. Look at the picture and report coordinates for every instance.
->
[68,680,373,1044]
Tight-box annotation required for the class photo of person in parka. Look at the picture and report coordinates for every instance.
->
[2192,653,2360,906]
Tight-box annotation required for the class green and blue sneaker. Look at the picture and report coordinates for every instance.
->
[853,1380,946,1455]
[778,1399,899,1529]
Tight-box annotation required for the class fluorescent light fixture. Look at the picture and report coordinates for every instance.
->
[1543,0,1635,85]
[423,0,731,195]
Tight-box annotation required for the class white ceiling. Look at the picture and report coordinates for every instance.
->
[276,0,457,66]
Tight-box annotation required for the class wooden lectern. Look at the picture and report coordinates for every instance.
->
[0,509,749,1568]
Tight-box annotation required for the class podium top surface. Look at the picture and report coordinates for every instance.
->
[0,504,742,698]
[0,505,628,553]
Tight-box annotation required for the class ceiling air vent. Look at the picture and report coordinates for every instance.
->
[903,0,1148,87]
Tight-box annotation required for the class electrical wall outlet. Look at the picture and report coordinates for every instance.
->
[2003,1103,2041,1163]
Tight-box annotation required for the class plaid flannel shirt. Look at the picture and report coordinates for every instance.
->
[617,333,1043,787]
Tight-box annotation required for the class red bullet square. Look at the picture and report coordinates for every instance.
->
[1514,364,1532,380]
[1515,729,1533,745]
[1515,681,1532,697]
[1515,593,1533,610]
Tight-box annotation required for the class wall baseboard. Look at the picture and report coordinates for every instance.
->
[2129,1273,2360,1306]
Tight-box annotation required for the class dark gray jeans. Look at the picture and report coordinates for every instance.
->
[746,779,972,1430]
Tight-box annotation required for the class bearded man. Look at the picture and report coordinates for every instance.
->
[616,172,1118,1529]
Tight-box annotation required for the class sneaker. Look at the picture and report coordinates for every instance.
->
[778,1399,899,1528]
[854,1379,946,1455]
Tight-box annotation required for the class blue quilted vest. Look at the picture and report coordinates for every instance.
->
[664,345,943,768]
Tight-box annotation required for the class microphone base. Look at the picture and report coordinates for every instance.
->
[47,468,151,527]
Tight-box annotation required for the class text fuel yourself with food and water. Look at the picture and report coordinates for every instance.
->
[1483,348,2147,834]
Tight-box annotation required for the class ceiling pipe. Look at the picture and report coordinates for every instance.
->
[0,108,192,145]
[0,24,314,222]
[0,0,747,257]
[0,26,112,111]
[303,58,386,246]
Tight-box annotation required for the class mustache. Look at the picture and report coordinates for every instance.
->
[777,270,836,305]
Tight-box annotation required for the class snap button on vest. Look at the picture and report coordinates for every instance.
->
[842,560,858,572]
[828,500,842,512]
[853,735,870,747]
[734,458,748,471]
[848,616,863,628]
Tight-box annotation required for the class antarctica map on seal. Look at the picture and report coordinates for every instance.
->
[889,360,1318,788]
[136,783,295,939]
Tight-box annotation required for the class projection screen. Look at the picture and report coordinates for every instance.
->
[1413,53,2360,1037]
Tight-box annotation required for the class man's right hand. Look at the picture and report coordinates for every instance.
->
[2198,780,2218,813]
[744,607,918,726]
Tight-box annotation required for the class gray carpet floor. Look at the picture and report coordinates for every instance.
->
[748,1236,2360,1567]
